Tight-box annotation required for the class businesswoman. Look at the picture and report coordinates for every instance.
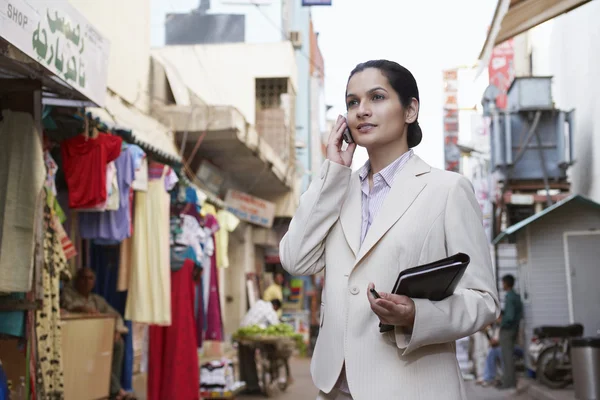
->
[279,60,499,400]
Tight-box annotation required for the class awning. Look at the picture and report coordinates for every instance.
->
[88,91,182,164]
[492,194,600,244]
[479,0,592,62]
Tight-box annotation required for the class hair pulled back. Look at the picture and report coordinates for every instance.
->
[347,60,422,148]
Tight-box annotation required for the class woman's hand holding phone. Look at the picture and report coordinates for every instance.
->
[367,283,416,330]
[326,114,357,168]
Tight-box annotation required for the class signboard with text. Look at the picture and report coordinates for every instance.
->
[224,189,275,228]
[302,0,332,6]
[0,0,110,106]
[488,39,515,110]
[443,69,460,173]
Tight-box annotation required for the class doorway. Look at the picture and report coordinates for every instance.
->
[564,231,600,336]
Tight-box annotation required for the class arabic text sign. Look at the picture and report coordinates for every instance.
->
[224,190,275,228]
[0,0,110,106]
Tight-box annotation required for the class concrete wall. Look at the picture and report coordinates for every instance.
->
[69,0,151,111]
[513,2,600,202]
[152,42,297,125]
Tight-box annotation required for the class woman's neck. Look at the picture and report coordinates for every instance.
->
[366,140,410,175]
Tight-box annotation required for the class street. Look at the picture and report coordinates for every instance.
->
[238,357,534,400]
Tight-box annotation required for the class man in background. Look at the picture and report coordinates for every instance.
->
[499,274,523,390]
[61,268,133,400]
[263,272,285,317]
[239,299,282,393]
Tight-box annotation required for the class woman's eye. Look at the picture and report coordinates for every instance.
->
[372,94,384,101]
[347,100,358,107]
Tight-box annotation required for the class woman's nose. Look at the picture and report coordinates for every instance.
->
[357,105,372,118]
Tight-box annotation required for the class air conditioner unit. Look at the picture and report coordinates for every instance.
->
[290,31,302,49]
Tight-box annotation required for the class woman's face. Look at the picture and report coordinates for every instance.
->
[346,68,414,149]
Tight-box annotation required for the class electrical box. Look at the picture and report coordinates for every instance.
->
[506,77,553,112]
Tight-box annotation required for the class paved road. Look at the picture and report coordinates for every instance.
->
[238,357,533,400]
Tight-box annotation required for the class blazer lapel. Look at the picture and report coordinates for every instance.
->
[354,155,431,267]
[339,171,362,257]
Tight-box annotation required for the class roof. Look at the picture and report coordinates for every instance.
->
[88,92,181,162]
[493,194,600,244]
[478,0,592,61]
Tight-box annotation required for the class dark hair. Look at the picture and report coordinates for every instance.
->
[271,299,282,309]
[347,60,422,148]
[502,274,515,288]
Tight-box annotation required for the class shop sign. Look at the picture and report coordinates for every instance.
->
[224,189,275,228]
[443,68,460,173]
[488,39,515,110]
[302,0,332,5]
[0,0,110,106]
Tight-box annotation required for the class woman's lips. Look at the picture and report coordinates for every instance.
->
[357,124,376,134]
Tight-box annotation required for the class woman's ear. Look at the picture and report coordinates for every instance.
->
[405,98,419,124]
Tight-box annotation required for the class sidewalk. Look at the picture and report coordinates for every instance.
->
[525,379,574,400]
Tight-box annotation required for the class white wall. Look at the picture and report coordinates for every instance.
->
[309,76,325,179]
[69,0,151,110]
[518,2,600,202]
[152,42,297,125]
[207,0,286,43]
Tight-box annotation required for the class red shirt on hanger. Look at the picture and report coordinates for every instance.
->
[61,132,123,209]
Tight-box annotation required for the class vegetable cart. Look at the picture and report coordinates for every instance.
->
[234,335,297,397]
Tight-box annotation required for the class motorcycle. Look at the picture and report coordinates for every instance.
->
[528,323,584,389]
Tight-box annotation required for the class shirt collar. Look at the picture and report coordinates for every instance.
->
[359,149,414,187]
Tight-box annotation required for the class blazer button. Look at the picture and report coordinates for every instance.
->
[349,286,360,295]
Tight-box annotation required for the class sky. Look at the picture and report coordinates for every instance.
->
[151,0,497,169]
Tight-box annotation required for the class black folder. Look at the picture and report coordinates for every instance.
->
[379,253,470,333]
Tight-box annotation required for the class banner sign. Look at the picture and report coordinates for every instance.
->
[0,0,110,106]
[443,69,460,172]
[302,0,332,6]
[488,39,515,110]
[224,189,275,228]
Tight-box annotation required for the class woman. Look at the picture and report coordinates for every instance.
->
[279,60,499,400]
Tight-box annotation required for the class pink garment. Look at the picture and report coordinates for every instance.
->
[204,233,223,341]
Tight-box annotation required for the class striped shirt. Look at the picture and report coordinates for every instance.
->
[359,149,414,245]
[337,149,414,395]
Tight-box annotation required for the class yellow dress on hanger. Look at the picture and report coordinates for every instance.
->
[125,166,171,325]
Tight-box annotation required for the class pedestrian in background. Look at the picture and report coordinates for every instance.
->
[499,274,523,390]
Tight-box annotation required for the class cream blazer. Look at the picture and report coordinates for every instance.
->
[280,155,500,400]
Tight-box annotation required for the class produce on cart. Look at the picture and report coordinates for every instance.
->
[233,323,303,397]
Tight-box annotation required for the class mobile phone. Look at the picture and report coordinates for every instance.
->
[342,113,354,144]
[370,287,381,299]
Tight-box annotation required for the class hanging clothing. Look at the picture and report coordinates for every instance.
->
[215,210,239,269]
[125,166,171,325]
[79,148,135,241]
[0,110,46,292]
[36,205,70,399]
[170,214,205,260]
[129,145,148,192]
[148,259,199,400]
[117,236,133,292]
[60,132,122,209]
[0,293,26,337]
[88,243,134,392]
[204,230,223,341]
[77,162,119,212]
[44,151,58,196]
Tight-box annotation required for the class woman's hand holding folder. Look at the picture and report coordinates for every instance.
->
[367,283,415,329]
